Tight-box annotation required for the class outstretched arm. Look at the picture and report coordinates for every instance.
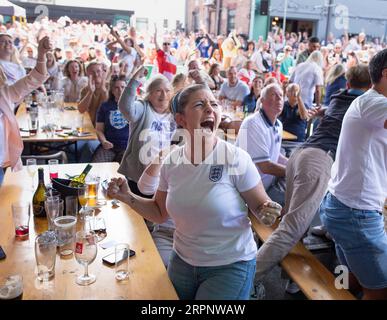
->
[107,177,169,224]
[154,24,160,51]
[110,28,132,55]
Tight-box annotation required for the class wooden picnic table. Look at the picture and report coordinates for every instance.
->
[0,162,178,300]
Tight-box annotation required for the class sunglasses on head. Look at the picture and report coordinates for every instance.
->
[163,42,171,46]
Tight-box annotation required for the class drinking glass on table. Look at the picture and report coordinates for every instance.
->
[75,114,84,135]
[12,202,30,238]
[28,111,39,136]
[35,231,57,281]
[48,159,59,179]
[0,275,23,300]
[65,196,79,217]
[86,216,106,242]
[45,197,61,231]
[26,159,37,189]
[74,230,98,286]
[78,185,88,213]
[115,243,130,281]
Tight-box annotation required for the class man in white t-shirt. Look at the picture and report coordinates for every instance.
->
[219,66,250,108]
[236,83,288,205]
[290,51,324,108]
[320,49,387,300]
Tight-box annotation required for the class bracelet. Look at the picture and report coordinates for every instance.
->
[36,60,46,64]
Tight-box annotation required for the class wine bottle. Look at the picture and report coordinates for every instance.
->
[33,168,47,217]
[243,105,249,119]
[69,164,93,188]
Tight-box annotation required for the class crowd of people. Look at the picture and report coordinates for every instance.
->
[0,15,386,300]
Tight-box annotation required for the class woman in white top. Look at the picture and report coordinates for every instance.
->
[61,59,88,103]
[0,37,51,185]
[108,81,282,300]
[45,51,62,91]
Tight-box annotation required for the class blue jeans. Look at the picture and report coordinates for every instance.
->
[0,167,4,186]
[68,140,100,163]
[168,251,256,300]
[320,192,387,289]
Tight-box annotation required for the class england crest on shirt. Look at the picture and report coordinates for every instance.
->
[209,165,223,182]
[109,110,128,129]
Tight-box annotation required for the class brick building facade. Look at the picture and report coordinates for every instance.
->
[185,0,253,37]
[186,0,386,43]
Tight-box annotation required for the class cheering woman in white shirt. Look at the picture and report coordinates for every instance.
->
[108,76,281,300]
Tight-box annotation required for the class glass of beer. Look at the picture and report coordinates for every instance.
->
[86,176,100,207]
[78,185,89,213]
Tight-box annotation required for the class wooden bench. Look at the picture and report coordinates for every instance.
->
[249,212,356,300]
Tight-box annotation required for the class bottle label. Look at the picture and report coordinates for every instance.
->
[75,242,83,254]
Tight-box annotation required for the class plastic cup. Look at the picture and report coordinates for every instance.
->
[54,215,77,256]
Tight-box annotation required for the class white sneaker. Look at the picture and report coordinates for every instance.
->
[311,225,327,237]
[285,280,300,294]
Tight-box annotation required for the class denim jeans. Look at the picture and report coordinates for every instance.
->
[168,251,256,300]
[0,167,4,186]
[320,192,387,289]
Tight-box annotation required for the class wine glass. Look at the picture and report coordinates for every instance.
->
[78,185,88,214]
[26,159,37,189]
[74,230,98,286]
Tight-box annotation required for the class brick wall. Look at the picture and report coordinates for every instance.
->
[186,0,251,36]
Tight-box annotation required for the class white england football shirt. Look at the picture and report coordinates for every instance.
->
[158,139,260,266]
[236,110,283,189]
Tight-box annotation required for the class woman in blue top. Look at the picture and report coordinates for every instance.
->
[92,75,129,163]
[324,64,347,106]
[242,75,264,113]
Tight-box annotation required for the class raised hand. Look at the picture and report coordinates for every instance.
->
[256,201,282,226]
[107,177,130,202]
[131,66,147,81]
[110,28,120,39]
[37,36,52,56]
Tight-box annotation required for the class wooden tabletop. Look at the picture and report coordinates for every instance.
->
[16,103,97,143]
[0,163,178,300]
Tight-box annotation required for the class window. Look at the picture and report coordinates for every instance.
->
[227,9,236,34]
[192,11,199,32]
[136,18,148,32]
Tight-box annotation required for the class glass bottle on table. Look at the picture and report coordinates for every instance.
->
[33,168,47,217]
[69,164,92,188]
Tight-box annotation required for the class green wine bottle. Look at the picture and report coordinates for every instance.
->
[69,164,93,188]
[33,168,47,217]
